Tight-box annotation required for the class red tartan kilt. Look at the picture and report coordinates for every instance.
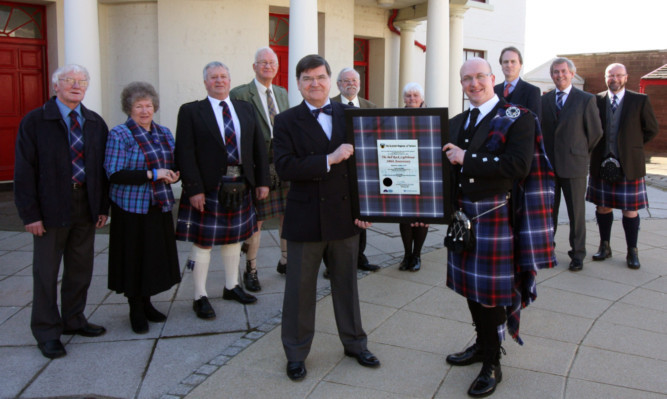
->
[447,193,514,307]
[254,183,288,221]
[175,177,257,246]
[585,175,648,211]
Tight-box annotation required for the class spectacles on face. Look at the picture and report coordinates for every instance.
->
[59,77,89,87]
[461,73,491,85]
[605,74,627,79]
[301,75,329,85]
[339,79,359,85]
[256,61,278,68]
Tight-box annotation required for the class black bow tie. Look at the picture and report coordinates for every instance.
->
[311,104,332,118]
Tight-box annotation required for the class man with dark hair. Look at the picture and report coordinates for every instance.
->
[230,47,290,289]
[15,64,109,359]
[273,54,380,381]
[586,63,659,269]
[541,57,603,271]
[494,46,541,119]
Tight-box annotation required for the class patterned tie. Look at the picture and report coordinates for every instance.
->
[69,110,86,184]
[556,91,565,110]
[311,104,332,119]
[611,94,618,113]
[220,101,240,165]
[266,88,278,126]
[503,83,511,98]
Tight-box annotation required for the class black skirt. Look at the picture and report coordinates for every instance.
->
[108,202,181,297]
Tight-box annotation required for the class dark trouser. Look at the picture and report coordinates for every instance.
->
[282,235,367,361]
[358,229,368,265]
[553,176,587,261]
[31,188,95,343]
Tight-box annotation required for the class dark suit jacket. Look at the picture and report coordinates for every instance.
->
[174,98,270,199]
[14,97,110,227]
[541,87,603,178]
[229,80,289,154]
[590,90,659,180]
[331,94,377,109]
[449,100,534,202]
[494,78,542,119]
[273,101,357,242]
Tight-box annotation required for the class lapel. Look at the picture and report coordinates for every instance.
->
[450,111,467,145]
[329,101,347,151]
[295,101,331,152]
[559,87,578,117]
[617,91,632,128]
[544,90,558,121]
[275,86,289,112]
[597,92,609,128]
[197,98,225,150]
[233,100,252,164]
[248,80,272,130]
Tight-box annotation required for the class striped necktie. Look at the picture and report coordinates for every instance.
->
[503,83,511,98]
[556,91,564,110]
[220,101,240,165]
[69,110,86,184]
[611,94,619,113]
[266,88,277,126]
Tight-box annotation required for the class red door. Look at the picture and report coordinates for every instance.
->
[269,13,289,90]
[0,2,48,181]
[272,45,289,89]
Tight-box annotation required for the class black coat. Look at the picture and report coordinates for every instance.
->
[494,78,542,120]
[14,97,110,227]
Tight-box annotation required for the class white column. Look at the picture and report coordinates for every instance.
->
[395,20,419,107]
[448,5,468,116]
[288,0,318,106]
[64,0,102,113]
[425,0,449,108]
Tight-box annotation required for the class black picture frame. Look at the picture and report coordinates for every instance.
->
[345,107,451,224]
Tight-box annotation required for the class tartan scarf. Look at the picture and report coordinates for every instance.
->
[486,104,557,344]
[127,117,175,212]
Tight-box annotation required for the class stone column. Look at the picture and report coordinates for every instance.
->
[448,4,469,116]
[64,0,102,112]
[425,0,449,108]
[288,0,318,106]
[395,20,419,107]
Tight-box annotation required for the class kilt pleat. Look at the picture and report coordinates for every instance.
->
[175,176,257,246]
[447,193,514,307]
[586,175,648,211]
[254,184,288,221]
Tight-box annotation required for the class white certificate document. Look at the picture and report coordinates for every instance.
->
[377,139,420,195]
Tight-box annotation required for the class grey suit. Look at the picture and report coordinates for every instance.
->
[331,94,377,109]
[541,87,603,261]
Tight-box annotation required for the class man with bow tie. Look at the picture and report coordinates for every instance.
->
[273,54,380,381]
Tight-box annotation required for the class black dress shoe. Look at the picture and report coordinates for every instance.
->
[568,259,583,272]
[286,361,306,381]
[592,241,612,261]
[38,339,66,359]
[223,285,257,304]
[243,269,262,292]
[63,322,106,337]
[345,349,380,368]
[398,255,412,271]
[409,256,421,272]
[193,296,216,319]
[277,260,287,275]
[627,247,641,269]
[358,262,381,272]
[446,342,483,366]
[468,362,502,397]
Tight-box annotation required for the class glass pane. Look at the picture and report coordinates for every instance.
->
[6,7,41,39]
[269,15,289,46]
[0,6,10,33]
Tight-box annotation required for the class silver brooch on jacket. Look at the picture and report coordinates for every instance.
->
[505,106,521,119]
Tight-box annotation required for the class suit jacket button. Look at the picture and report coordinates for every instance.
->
[321,197,325,202]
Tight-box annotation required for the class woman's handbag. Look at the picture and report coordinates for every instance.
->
[600,156,623,183]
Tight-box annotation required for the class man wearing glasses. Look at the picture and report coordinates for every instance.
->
[15,64,110,359]
[230,47,290,290]
[586,63,659,269]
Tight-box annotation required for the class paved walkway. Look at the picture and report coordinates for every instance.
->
[1,158,666,399]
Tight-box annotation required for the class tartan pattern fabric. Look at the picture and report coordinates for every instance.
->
[254,183,288,220]
[447,193,514,306]
[353,114,444,219]
[221,101,240,165]
[175,175,257,246]
[69,110,86,184]
[104,121,176,214]
[586,175,648,211]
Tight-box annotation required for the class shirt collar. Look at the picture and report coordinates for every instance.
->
[505,77,520,88]
[208,95,230,108]
[557,85,572,95]
[470,94,500,121]
[342,95,359,107]
[253,78,272,94]
[608,88,625,102]
[55,97,82,120]
[305,99,332,111]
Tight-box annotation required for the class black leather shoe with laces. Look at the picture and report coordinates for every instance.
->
[446,342,483,366]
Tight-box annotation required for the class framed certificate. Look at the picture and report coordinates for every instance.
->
[345,107,451,224]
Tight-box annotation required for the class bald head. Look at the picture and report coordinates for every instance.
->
[460,57,496,107]
[605,63,628,94]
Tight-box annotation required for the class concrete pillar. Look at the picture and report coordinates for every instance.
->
[64,0,102,113]
[448,4,469,116]
[395,20,419,107]
[425,0,449,108]
[288,0,318,106]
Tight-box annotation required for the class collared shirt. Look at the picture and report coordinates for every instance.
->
[253,78,278,135]
[504,77,520,95]
[466,94,500,129]
[556,85,572,106]
[305,99,333,171]
[208,96,242,164]
[342,95,359,107]
[55,97,85,143]
[608,88,625,104]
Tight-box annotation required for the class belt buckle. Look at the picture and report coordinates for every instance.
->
[226,165,242,178]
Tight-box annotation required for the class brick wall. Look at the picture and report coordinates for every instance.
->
[561,50,667,153]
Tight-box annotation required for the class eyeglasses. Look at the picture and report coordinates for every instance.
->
[339,79,359,85]
[58,77,89,87]
[255,61,278,68]
[461,73,491,85]
[605,74,627,79]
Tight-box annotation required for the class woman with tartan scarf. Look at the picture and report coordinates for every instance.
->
[104,82,181,334]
